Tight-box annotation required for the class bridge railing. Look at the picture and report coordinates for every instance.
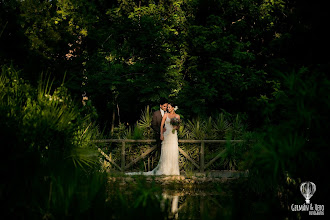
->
[93,139,244,172]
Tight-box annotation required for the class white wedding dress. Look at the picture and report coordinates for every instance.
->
[126,117,180,176]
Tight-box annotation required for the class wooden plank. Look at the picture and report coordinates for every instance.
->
[204,149,226,169]
[121,142,125,172]
[93,139,244,143]
[93,139,156,143]
[98,148,122,171]
[197,140,243,143]
[178,147,200,169]
[200,141,205,172]
[125,146,157,169]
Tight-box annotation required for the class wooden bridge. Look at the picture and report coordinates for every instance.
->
[94,139,244,172]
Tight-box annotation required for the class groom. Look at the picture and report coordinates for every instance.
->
[151,99,168,148]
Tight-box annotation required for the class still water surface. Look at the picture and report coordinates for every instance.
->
[107,178,288,220]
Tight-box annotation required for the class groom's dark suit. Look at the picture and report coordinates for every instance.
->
[151,110,164,148]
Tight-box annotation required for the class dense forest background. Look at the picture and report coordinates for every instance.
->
[1,0,328,129]
[1,0,329,218]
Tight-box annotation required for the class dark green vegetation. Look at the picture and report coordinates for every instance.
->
[1,0,328,219]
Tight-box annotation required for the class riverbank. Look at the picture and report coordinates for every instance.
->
[107,170,248,187]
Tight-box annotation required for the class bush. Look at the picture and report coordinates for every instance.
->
[0,65,103,218]
[242,68,329,210]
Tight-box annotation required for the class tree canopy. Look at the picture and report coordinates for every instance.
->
[1,0,328,128]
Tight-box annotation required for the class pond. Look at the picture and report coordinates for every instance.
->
[155,188,227,219]
[105,174,295,219]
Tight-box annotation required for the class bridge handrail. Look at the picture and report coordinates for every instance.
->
[95,139,245,172]
[93,139,244,143]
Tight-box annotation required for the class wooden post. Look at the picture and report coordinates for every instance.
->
[121,141,125,172]
[111,104,115,135]
[200,141,205,172]
[148,157,150,171]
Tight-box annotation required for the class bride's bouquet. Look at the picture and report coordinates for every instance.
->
[170,117,181,134]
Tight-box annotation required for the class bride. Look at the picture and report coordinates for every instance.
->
[126,103,180,176]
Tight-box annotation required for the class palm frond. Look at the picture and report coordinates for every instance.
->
[68,147,100,169]
[213,113,230,139]
[137,105,152,129]
[137,106,153,138]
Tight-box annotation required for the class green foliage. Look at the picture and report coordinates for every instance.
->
[1,0,326,130]
[131,125,144,140]
[0,65,104,218]
[243,68,330,197]
[1,1,328,217]
[1,65,101,166]
[227,114,246,140]
[184,117,209,140]
[137,105,153,139]
[112,122,128,139]
[182,113,246,140]
[219,142,240,171]
[213,113,230,139]
[79,0,191,127]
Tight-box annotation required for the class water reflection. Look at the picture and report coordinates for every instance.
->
[161,193,179,219]
[160,189,224,219]
[108,177,289,219]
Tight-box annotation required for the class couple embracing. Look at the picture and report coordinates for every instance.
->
[127,99,181,176]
